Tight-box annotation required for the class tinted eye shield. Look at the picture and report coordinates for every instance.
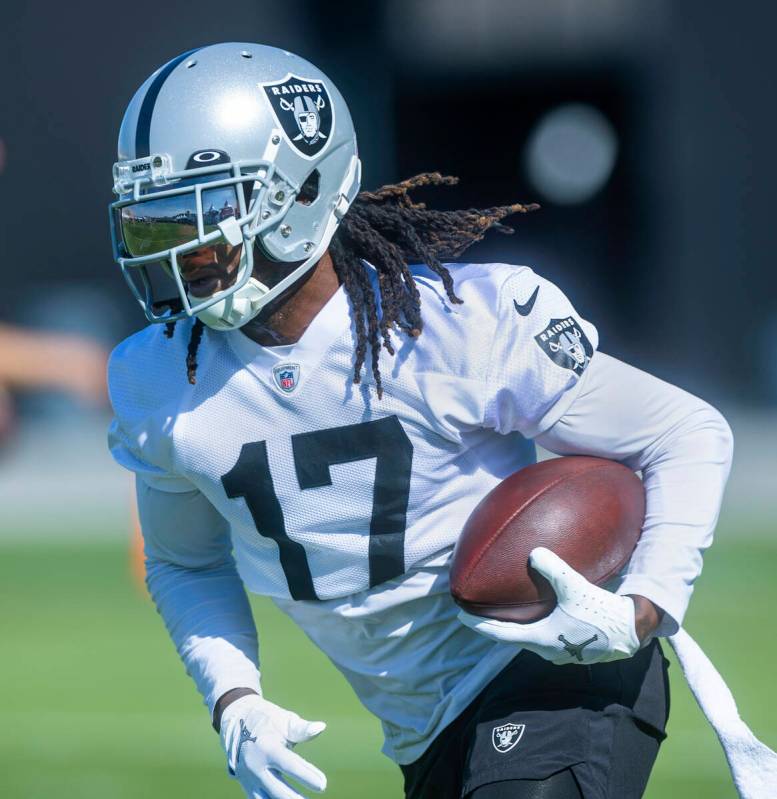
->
[109,160,297,323]
[119,182,241,258]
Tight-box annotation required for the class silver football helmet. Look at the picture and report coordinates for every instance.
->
[110,43,361,330]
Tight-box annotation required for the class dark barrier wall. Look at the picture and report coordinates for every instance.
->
[1,0,776,401]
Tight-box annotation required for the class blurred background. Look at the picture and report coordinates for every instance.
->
[1,1,775,797]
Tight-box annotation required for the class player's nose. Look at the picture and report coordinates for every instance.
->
[179,247,219,277]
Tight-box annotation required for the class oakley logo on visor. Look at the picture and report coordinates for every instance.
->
[186,149,231,168]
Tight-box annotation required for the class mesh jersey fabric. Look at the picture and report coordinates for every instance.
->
[108,261,598,762]
[109,262,597,601]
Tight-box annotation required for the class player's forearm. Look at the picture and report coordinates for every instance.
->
[537,352,734,635]
[136,477,263,715]
[616,399,732,633]
[145,556,262,716]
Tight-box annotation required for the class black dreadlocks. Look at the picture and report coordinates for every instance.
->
[177,173,538,394]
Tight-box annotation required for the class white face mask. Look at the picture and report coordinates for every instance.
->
[191,182,355,332]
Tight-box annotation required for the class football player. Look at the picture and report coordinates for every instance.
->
[107,44,733,799]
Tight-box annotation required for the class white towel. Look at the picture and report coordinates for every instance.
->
[668,627,777,798]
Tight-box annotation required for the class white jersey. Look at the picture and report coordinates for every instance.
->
[109,262,596,602]
[108,261,732,764]
[109,262,596,760]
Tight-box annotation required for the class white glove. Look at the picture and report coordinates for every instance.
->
[220,694,327,799]
[458,547,641,665]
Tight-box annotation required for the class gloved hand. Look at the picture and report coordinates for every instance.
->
[220,693,327,799]
[458,547,641,665]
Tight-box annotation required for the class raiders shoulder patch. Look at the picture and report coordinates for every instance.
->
[535,316,593,375]
[260,74,333,159]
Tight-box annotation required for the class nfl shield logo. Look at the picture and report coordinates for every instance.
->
[492,722,525,753]
[261,74,333,159]
[272,363,300,394]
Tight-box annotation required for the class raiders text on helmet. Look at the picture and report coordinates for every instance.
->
[109,43,361,330]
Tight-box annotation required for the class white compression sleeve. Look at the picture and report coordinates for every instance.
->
[536,352,734,635]
[137,477,262,716]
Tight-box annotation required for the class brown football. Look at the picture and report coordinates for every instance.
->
[450,456,645,623]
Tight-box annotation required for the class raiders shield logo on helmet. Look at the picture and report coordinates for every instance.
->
[492,722,525,753]
[261,74,333,159]
[534,316,593,375]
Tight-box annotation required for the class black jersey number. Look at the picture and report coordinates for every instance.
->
[221,416,413,600]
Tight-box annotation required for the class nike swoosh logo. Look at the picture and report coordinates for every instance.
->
[513,286,539,316]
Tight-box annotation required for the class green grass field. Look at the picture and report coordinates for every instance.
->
[1,526,774,798]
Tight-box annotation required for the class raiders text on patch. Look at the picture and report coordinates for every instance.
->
[492,722,525,753]
[534,316,593,375]
[269,82,324,95]
[261,74,333,159]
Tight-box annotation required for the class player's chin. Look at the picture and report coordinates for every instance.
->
[187,276,227,297]
[185,267,242,297]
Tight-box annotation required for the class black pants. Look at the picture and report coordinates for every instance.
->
[401,641,670,799]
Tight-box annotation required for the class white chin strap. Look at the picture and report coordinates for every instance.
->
[193,268,271,332]
[193,155,360,332]
[192,240,324,332]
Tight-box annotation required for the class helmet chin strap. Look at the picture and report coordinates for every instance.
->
[193,276,271,331]
[192,240,322,332]
[193,154,361,332]
[187,244,268,331]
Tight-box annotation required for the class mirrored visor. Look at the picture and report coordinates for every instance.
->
[119,180,240,258]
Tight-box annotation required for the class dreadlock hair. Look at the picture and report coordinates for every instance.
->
[172,173,538,393]
[330,173,537,397]
[154,299,204,385]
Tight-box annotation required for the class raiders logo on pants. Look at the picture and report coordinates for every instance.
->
[401,640,670,799]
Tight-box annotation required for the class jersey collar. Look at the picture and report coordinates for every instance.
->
[225,282,352,392]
